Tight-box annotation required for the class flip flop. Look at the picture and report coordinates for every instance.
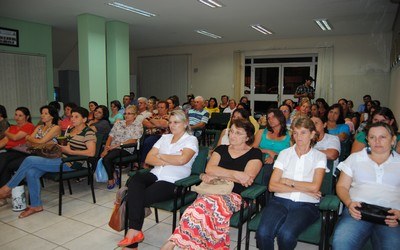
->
[18,207,43,218]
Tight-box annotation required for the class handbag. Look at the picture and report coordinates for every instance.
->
[95,158,108,183]
[192,178,234,195]
[356,202,391,225]
[109,187,128,231]
[28,143,62,158]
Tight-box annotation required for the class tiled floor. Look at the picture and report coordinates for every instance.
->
[0,170,318,250]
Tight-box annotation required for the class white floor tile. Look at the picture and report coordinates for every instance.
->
[0,234,57,250]
[7,210,66,233]
[0,222,28,246]
[63,228,121,250]
[46,198,97,217]
[71,205,113,227]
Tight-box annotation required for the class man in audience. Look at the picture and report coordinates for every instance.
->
[120,95,131,114]
[357,94,372,113]
[294,76,315,103]
[188,96,209,137]
[129,91,138,106]
[136,97,152,123]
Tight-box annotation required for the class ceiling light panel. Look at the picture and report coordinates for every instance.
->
[250,24,273,35]
[195,30,222,39]
[107,2,156,17]
[198,0,223,8]
[314,19,332,31]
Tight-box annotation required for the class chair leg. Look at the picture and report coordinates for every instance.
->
[89,174,96,204]
[172,210,177,233]
[118,165,122,189]
[154,208,159,223]
[237,224,242,250]
[40,177,45,188]
[245,226,250,250]
[58,180,63,215]
[67,180,72,195]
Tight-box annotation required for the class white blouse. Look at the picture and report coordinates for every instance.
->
[150,133,199,183]
[337,149,400,209]
[274,145,327,203]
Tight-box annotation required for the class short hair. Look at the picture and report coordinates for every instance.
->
[71,107,89,119]
[110,100,122,110]
[221,95,229,100]
[64,102,78,110]
[0,105,7,119]
[291,116,318,147]
[16,107,32,123]
[40,105,59,125]
[158,101,169,110]
[195,96,204,103]
[366,122,396,141]
[237,102,250,112]
[266,108,287,137]
[125,105,138,115]
[363,95,371,99]
[170,110,191,133]
[138,97,148,103]
[231,119,255,146]
[95,105,110,121]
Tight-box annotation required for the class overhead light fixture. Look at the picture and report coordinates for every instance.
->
[195,30,222,39]
[314,19,332,31]
[107,2,156,17]
[198,0,223,8]
[250,24,273,35]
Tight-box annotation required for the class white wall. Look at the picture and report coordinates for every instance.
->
[132,33,392,108]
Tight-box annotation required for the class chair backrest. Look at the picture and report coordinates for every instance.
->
[191,146,208,175]
[94,133,104,158]
[320,160,335,195]
[339,139,352,162]
[254,163,266,185]
[207,113,231,130]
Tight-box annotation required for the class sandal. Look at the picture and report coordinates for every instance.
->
[18,206,43,218]
[107,182,116,190]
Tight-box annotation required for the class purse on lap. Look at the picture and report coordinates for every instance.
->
[355,202,391,225]
[192,178,234,195]
[28,143,62,159]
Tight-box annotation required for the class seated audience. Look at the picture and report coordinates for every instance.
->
[109,100,124,125]
[311,103,319,117]
[223,98,237,114]
[218,95,229,112]
[59,102,78,133]
[0,107,96,218]
[351,107,400,154]
[188,96,209,138]
[338,98,359,133]
[217,108,251,146]
[236,102,260,133]
[204,97,220,116]
[357,100,378,133]
[256,117,326,250]
[100,105,143,189]
[136,97,152,123]
[182,94,194,112]
[141,101,170,168]
[88,105,111,138]
[326,104,351,142]
[117,110,198,249]
[147,97,158,114]
[279,104,292,131]
[88,101,98,121]
[315,98,329,118]
[162,119,262,249]
[0,105,9,140]
[332,122,400,249]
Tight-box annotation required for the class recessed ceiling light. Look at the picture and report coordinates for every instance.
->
[107,2,156,17]
[314,19,332,31]
[198,0,223,8]
[195,30,222,39]
[250,25,273,35]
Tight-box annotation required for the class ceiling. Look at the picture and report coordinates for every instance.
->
[0,0,398,67]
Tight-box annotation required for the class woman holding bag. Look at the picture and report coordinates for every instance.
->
[332,122,400,249]
[162,119,262,250]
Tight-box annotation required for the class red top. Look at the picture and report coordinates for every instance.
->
[5,123,35,149]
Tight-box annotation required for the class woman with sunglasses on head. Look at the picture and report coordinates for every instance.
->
[118,110,198,249]
[0,107,96,218]
[332,122,400,250]
[100,105,143,189]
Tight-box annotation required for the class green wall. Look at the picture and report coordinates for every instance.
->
[0,17,54,102]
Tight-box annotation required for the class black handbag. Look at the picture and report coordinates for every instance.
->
[356,202,391,225]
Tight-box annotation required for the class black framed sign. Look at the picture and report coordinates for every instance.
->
[0,27,19,47]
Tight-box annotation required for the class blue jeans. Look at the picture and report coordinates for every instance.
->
[332,208,400,250]
[7,156,73,207]
[256,196,320,250]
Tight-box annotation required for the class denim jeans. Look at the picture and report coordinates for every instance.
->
[256,196,320,250]
[332,208,400,250]
[7,156,73,207]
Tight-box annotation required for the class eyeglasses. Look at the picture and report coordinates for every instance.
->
[228,129,246,136]
[123,112,135,115]
[281,110,289,113]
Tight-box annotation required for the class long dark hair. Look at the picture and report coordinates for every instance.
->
[207,97,218,108]
[110,100,122,110]
[95,105,110,122]
[266,108,287,137]
[40,105,59,125]
[0,105,7,119]
[370,107,398,133]
[328,104,345,124]
[16,107,32,123]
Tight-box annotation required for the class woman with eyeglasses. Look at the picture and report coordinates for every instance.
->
[118,110,198,249]
[100,105,143,189]
[332,122,400,250]
[351,107,400,154]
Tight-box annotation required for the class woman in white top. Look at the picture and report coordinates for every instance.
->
[117,110,198,249]
[256,117,326,250]
[332,122,400,250]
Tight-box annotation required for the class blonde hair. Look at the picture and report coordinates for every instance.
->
[170,110,191,133]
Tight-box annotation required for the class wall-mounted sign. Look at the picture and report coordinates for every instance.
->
[0,27,19,47]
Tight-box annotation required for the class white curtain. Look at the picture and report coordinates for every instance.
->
[315,47,334,104]
[138,54,190,103]
[0,52,47,118]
